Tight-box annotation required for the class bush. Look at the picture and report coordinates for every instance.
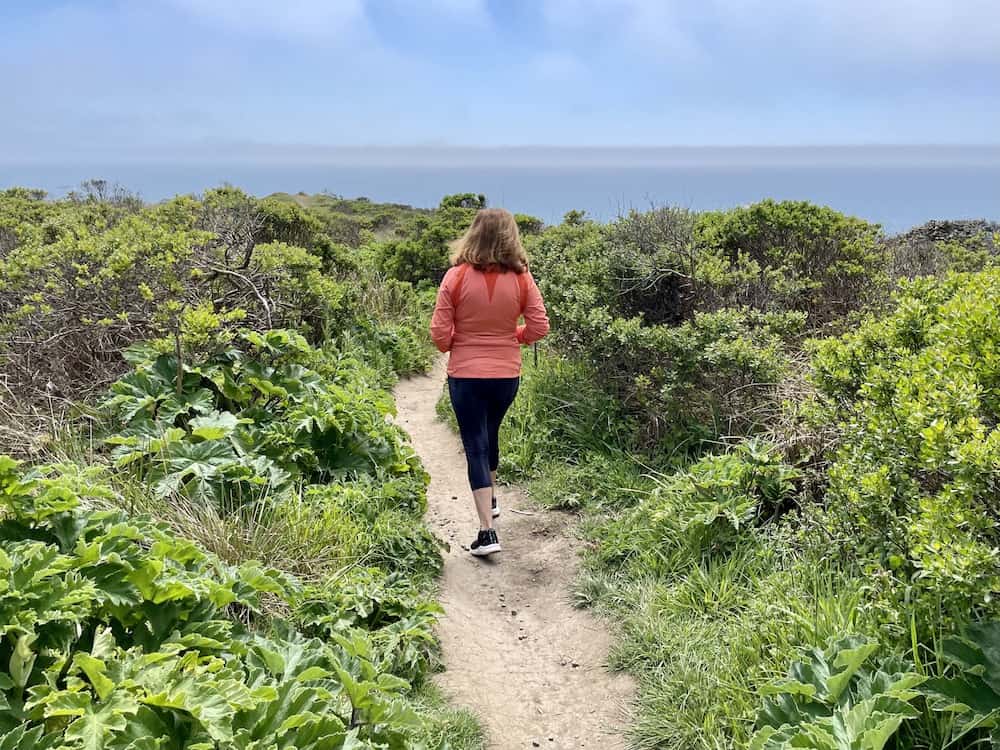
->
[811,269,1000,623]
[598,441,800,575]
[694,199,887,326]
[0,457,443,749]
[0,189,350,402]
[533,200,885,334]
[374,205,478,285]
[102,330,425,506]
[887,219,999,281]
[526,200,876,451]
[438,193,486,210]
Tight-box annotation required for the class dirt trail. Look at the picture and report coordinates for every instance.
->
[393,357,634,750]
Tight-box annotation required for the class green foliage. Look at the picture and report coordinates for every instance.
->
[694,200,888,326]
[374,204,479,285]
[887,221,1000,281]
[751,637,924,750]
[527,202,851,449]
[513,213,544,236]
[0,456,446,750]
[598,441,800,574]
[922,621,1000,746]
[501,201,999,750]
[298,482,441,580]
[525,451,651,511]
[295,568,442,684]
[0,185,491,746]
[0,187,356,400]
[102,330,424,506]
[811,269,1000,621]
[487,354,636,477]
[264,192,432,247]
[438,194,486,210]
[534,200,884,335]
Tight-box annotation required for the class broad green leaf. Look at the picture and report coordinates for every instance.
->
[73,653,115,701]
[64,691,139,750]
[33,689,90,718]
[189,411,241,441]
[761,679,818,700]
[295,666,333,682]
[828,641,879,701]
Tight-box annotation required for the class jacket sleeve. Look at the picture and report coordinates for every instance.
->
[430,270,456,353]
[515,272,550,345]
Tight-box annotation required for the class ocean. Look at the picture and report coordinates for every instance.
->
[4,162,1000,234]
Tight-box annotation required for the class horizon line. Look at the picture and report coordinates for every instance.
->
[4,143,1000,168]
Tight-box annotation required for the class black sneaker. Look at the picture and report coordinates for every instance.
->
[491,495,500,518]
[470,528,501,557]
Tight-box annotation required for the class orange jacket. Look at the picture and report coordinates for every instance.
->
[430,264,550,378]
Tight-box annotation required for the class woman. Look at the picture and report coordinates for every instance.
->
[430,208,550,557]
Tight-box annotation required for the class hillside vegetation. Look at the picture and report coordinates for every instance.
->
[435,201,997,749]
[0,183,485,750]
[504,204,1000,750]
[2,180,998,749]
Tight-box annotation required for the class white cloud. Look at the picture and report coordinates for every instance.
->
[542,0,1000,64]
[712,0,1000,64]
[163,0,491,40]
[542,0,703,62]
[421,0,489,18]
[163,0,367,40]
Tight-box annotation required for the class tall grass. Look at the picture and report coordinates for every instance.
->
[411,685,487,750]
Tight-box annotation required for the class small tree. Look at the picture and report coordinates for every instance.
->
[439,193,487,210]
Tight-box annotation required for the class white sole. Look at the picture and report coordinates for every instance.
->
[470,543,501,556]
[492,506,501,518]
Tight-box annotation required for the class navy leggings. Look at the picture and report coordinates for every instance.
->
[448,377,520,491]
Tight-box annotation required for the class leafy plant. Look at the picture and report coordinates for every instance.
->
[102,330,424,506]
[922,621,1000,746]
[811,269,1000,620]
[751,637,925,750]
[599,440,801,573]
[0,455,446,749]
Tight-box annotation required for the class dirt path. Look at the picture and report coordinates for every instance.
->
[394,357,634,750]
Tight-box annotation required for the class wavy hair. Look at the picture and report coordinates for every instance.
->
[449,208,528,272]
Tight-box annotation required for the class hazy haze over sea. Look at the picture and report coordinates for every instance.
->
[4,146,999,234]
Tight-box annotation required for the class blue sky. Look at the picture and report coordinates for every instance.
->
[2,0,999,161]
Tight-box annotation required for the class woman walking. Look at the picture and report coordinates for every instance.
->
[430,208,549,557]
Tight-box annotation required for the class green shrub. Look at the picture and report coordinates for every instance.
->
[0,456,441,749]
[0,191,353,401]
[811,269,1000,623]
[598,440,800,575]
[102,330,425,506]
[514,213,544,235]
[438,193,486,210]
[527,204,842,449]
[374,205,478,285]
[751,637,924,750]
[694,199,887,326]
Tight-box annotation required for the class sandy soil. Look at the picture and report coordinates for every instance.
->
[393,357,634,750]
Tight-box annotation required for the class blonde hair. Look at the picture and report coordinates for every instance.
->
[449,208,528,272]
